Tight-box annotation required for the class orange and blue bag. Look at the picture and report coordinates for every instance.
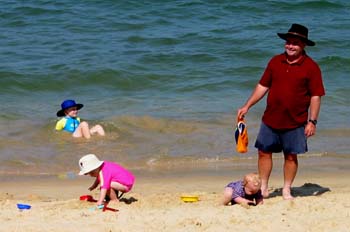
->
[235,119,248,153]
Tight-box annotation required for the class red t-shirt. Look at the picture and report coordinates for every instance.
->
[259,53,325,129]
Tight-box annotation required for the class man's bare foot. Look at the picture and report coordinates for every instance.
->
[282,188,294,200]
[261,187,269,198]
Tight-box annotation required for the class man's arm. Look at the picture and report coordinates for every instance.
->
[305,96,322,137]
[237,84,269,120]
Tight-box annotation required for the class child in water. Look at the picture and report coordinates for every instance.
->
[55,99,105,139]
[223,173,263,206]
[78,154,135,207]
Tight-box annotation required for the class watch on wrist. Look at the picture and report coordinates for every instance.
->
[308,119,317,126]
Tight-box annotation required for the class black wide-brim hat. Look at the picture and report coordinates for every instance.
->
[56,99,84,117]
[277,23,315,46]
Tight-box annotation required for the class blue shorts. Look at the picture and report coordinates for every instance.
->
[254,122,308,154]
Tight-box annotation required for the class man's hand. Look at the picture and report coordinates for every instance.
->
[305,122,316,137]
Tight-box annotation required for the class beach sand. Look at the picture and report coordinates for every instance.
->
[1,156,350,232]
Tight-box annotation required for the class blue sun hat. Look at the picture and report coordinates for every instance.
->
[234,121,245,143]
[56,99,84,117]
[235,119,248,153]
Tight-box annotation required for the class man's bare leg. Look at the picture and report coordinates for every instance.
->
[258,150,273,198]
[283,153,298,200]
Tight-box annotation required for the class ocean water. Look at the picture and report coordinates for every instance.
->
[0,0,349,175]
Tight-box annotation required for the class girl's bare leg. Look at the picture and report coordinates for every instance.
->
[73,121,91,139]
[90,124,105,136]
[222,187,233,205]
[106,182,129,207]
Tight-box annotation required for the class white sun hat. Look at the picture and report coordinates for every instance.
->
[78,154,104,175]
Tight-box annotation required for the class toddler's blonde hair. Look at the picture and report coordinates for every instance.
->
[243,173,261,188]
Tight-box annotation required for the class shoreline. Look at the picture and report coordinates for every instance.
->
[0,151,348,177]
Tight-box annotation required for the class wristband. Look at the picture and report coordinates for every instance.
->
[308,119,317,126]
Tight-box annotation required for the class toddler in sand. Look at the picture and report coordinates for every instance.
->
[223,173,263,206]
[78,154,135,207]
[55,99,105,139]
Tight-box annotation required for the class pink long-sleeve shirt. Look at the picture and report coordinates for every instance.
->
[98,161,135,192]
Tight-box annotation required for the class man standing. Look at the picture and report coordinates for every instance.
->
[237,24,325,199]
